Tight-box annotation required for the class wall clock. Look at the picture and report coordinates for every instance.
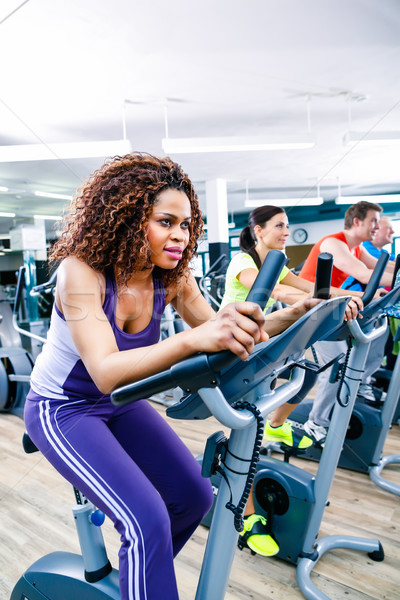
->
[293,228,308,244]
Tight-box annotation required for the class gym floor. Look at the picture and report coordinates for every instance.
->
[0,401,399,600]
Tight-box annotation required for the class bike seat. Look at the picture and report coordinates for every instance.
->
[22,432,39,454]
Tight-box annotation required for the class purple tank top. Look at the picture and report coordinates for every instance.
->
[29,268,166,402]
[103,268,166,351]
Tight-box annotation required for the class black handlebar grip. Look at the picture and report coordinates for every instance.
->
[112,370,175,407]
[13,267,26,315]
[313,253,333,300]
[391,254,400,288]
[361,252,389,306]
[245,249,288,310]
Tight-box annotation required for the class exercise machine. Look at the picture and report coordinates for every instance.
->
[163,254,388,600]
[0,267,39,418]
[11,249,288,599]
[198,254,228,309]
[290,253,400,495]
[0,267,57,419]
[113,258,383,600]
[12,266,55,360]
[11,252,388,600]
[11,432,120,599]
[0,288,22,348]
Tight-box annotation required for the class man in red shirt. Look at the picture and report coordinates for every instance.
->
[299,201,394,445]
[300,201,393,288]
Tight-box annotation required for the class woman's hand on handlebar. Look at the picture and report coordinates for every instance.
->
[373,288,387,300]
[290,296,322,318]
[194,302,269,361]
[263,296,321,337]
[344,296,363,321]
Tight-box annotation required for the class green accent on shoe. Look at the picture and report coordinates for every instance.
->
[239,514,279,557]
[264,419,313,449]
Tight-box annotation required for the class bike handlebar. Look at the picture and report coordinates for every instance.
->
[360,252,389,306]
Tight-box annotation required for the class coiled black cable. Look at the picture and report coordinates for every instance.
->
[336,340,353,407]
[224,401,265,532]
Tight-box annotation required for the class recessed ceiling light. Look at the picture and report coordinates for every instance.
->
[162,135,315,154]
[0,139,132,162]
[336,194,400,205]
[34,191,72,200]
[33,214,62,221]
[245,197,323,208]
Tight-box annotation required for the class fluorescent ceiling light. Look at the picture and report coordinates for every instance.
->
[344,131,400,147]
[34,191,72,200]
[33,214,62,221]
[245,197,323,208]
[162,135,315,154]
[0,212,15,217]
[0,139,132,162]
[0,186,8,192]
[336,195,400,205]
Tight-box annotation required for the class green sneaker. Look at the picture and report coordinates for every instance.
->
[239,514,279,557]
[263,419,313,449]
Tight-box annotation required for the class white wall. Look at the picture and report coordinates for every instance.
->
[289,219,344,246]
[289,217,400,247]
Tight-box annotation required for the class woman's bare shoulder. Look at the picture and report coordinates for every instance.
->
[56,257,106,297]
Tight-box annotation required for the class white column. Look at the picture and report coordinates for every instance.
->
[205,179,229,245]
[205,179,230,270]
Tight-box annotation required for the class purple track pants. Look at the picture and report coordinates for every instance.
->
[24,393,213,600]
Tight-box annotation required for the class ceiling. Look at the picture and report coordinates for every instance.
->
[0,0,400,237]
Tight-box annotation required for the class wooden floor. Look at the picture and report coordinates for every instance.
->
[0,404,399,600]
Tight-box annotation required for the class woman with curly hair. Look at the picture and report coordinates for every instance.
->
[24,152,274,600]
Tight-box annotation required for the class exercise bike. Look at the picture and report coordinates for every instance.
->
[290,253,400,496]
[0,266,55,419]
[0,266,58,419]
[113,258,381,600]
[11,249,293,600]
[165,253,388,600]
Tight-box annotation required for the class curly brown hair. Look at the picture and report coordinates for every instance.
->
[50,153,204,289]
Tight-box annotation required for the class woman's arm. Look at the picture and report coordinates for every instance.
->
[281,269,362,318]
[270,282,309,304]
[263,297,322,337]
[237,266,311,306]
[237,266,258,289]
[58,260,268,394]
[172,272,323,338]
[282,269,361,299]
[278,270,361,312]
[234,263,360,319]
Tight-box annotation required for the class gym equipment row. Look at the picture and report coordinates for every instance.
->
[9,250,329,599]
[9,252,398,599]
[0,266,56,419]
[165,253,392,600]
